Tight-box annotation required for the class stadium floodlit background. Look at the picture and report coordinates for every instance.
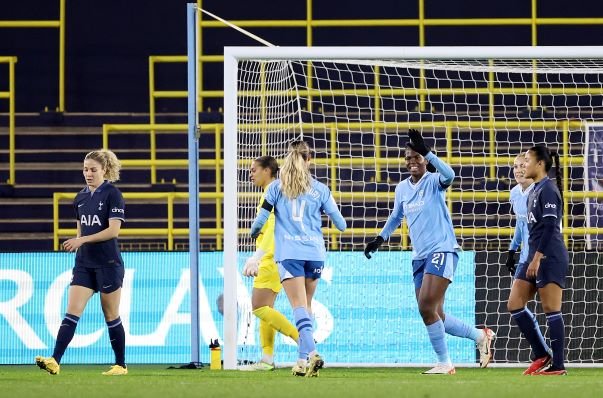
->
[1,0,603,374]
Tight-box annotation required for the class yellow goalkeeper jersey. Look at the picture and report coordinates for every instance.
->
[255,187,275,259]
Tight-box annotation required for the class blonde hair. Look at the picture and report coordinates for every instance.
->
[85,149,121,182]
[280,141,311,199]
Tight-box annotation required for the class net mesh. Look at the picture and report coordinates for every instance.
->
[232,57,603,365]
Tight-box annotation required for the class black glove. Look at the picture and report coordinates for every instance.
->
[407,129,430,156]
[364,236,384,259]
[505,250,517,276]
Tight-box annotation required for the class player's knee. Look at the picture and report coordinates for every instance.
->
[541,303,561,313]
[101,306,120,322]
[418,299,437,320]
[507,299,522,313]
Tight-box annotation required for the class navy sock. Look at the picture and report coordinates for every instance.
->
[52,313,80,363]
[510,308,549,359]
[107,317,126,367]
[545,312,565,369]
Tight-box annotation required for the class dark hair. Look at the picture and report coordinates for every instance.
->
[254,155,279,178]
[405,143,436,173]
[528,145,563,204]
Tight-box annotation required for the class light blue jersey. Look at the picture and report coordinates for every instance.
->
[251,178,346,262]
[379,153,460,260]
[509,183,534,264]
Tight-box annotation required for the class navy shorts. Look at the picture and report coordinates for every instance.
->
[412,252,458,290]
[515,260,567,289]
[71,265,124,294]
[277,259,324,281]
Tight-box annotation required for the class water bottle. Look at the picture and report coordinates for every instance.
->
[209,339,221,370]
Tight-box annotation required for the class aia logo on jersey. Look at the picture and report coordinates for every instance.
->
[81,214,102,226]
[528,212,537,223]
[545,202,556,209]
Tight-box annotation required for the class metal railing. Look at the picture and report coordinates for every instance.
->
[0,56,17,184]
[150,0,603,113]
[52,188,603,251]
[0,0,66,112]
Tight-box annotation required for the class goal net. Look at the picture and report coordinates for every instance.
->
[223,47,603,369]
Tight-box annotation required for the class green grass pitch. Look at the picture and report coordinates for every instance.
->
[2,365,602,398]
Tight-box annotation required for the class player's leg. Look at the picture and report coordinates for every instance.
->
[99,266,127,375]
[534,281,566,375]
[418,274,455,374]
[303,267,323,378]
[508,263,551,374]
[417,253,457,374]
[278,260,314,376]
[438,296,495,368]
[247,259,299,370]
[36,267,95,375]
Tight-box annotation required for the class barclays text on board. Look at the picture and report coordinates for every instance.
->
[0,252,475,364]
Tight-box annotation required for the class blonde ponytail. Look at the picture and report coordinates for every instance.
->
[85,149,121,182]
[280,141,311,199]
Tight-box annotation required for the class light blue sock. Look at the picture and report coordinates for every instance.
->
[293,307,315,360]
[426,320,451,365]
[444,314,481,342]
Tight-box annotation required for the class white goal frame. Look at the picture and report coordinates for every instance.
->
[223,46,603,370]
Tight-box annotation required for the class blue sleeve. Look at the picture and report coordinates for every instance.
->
[108,189,126,222]
[509,221,522,251]
[379,185,405,240]
[251,182,278,238]
[73,197,79,221]
[540,185,561,220]
[321,188,346,232]
[536,184,562,254]
[251,208,271,238]
[536,217,557,254]
[425,152,455,189]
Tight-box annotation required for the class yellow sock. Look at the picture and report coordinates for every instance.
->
[259,320,275,356]
[253,306,299,343]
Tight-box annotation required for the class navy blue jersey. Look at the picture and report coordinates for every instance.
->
[526,177,568,264]
[73,181,125,268]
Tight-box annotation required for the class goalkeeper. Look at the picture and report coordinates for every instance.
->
[364,130,495,374]
[240,155,299,371]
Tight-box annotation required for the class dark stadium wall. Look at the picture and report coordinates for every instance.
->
[1,0,602,114]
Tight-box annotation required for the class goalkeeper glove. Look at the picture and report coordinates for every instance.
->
[505,250,517,276]
[242,249,265,277]
[364,236,384,259]
[407,129,431,156]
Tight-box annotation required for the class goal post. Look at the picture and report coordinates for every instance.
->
[222,46,603,370]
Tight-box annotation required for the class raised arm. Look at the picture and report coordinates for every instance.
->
[425,152,455,189]
[407,129,455,189]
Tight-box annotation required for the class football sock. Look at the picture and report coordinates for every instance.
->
[253,306,299,342]
[443,314,482,342]
[545,311,565,369]
[426,319,451,365]
[259,319,275,358]
[52,313,80,363]
[293,307,315,360]
[510,307,549,359]
[107,317,126,367]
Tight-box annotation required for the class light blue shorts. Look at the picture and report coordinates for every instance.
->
[412,252,458,289]
[277,259,324,281]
